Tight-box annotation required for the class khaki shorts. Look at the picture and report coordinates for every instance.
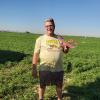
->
[39,71,64,88]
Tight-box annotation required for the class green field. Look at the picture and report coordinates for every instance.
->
[0,32,100,100]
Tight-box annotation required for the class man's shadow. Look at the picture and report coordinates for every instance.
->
[48,61,100,100]
[62,77,100,100]
[0,50,27,64]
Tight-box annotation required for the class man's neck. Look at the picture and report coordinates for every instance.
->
[46,33,55,37]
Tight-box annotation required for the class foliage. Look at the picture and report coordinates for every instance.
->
[0,32,100,100]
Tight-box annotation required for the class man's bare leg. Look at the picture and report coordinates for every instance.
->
[38,85,46,100]
[56,86,62,100]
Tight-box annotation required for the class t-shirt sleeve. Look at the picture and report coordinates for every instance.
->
[57,35,64,40]
[34,37,41,54]
[57,35,64,45]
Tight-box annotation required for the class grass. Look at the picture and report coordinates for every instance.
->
[0,31,100,100]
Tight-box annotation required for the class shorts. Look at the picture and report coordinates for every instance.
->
[39,71,64,88]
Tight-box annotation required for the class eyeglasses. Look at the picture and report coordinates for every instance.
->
[45,25,54,28]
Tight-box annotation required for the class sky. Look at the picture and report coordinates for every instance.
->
[0,0,100,37]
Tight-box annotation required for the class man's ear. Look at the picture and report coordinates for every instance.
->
[54,25,55,30]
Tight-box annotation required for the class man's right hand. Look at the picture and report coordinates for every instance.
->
[32,64,38,78]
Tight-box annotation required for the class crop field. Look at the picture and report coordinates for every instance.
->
[0,32,100,100]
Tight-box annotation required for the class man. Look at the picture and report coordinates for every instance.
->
[32,18,69,100]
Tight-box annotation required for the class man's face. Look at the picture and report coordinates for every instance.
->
[44,21,55,35]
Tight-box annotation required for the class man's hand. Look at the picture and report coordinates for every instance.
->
[32,64,38,78]
[63,46,69,53]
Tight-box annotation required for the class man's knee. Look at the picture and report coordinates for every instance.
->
[39,85,46,89]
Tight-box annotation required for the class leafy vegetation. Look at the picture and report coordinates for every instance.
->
[0,32,100,100]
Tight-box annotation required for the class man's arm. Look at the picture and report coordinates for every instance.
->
[32,52,39,78]
[32,36,41,78]
[57,35,70,53]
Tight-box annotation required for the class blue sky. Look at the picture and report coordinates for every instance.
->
[0,0,100,37]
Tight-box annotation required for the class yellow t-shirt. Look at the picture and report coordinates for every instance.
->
[34,34,64,72]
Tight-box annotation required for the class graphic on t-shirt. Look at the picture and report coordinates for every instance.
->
[46,39,60,49]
